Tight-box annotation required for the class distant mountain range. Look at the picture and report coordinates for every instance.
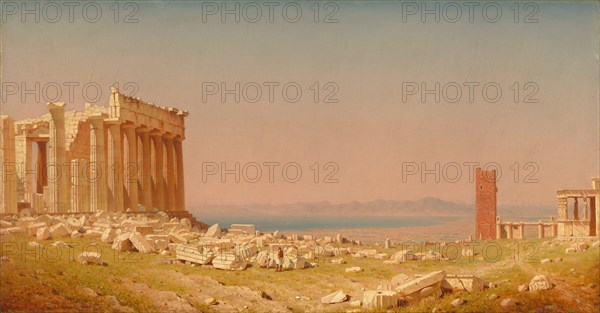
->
[191,198,556,219]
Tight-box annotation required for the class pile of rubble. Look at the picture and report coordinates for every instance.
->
[0,211,363,271]
[320,271,487,310]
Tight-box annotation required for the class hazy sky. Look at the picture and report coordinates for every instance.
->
[1,1,598,207]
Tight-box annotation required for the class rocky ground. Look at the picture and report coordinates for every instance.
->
[1,211,599,312]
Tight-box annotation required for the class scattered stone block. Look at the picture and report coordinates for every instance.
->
[49,223,70,238]
[36,227,50,240]
[518,284,529,292]
[27,222,48,237]
[500,298,516,308]
[133,226,153,236]
[155,239,169,251]
[129,232,156,253]
[205,224,221,238]
[396,271,446,296]
[77,252,103,265]
[488,294,498,300]
[529,275,552,291]
[101,228,117,243]
[345,267,363,273]
[540,258,552,264]
[175,244,215,265]
[204,298,216,305]
[212,252,247,271]
[321,290,348,304]
[443,274,484,292]
[363,290,398,310]
[451,298,464,307]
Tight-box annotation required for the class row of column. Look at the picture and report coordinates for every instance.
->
[42,105,185,213]
[87,117,186,213]
[559,196,594,221]
[496,222,558,239]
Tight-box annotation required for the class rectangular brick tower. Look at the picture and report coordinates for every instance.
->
[475,167,497,239]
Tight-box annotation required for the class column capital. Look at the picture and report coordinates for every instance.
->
[136,126,152,134]
[47,102,66,111]
[122,122,137,129]
[163,132,175,140]
[88,113,107,123]
[150,129,163,137]
[105,118,123,126]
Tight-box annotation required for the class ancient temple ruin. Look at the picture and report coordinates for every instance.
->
[556,178,600,238]
[493,178,600,239]
[1,87,188,214]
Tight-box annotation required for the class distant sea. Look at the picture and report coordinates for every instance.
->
[194,215,462,232]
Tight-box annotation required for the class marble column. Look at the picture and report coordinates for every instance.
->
[175,138,185,210]
[47,102,69,213]
[107,122,124,212]
[138,128,153,211]
[519,223,525,239]
[164,134,176,211]
[123,125,139,211]
[89,115,108,212]
[151,131,165,211]
[573,198,579,220]
[538,223,544,239]
[0,116,17,213]
[70,159,89,212]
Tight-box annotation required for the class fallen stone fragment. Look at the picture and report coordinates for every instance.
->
[391,274,410,287]
[212,252,247,271]
[500,298,517,308]
[518,284,529,292]
[49,223,70,238]
[529,275,552,291]
[36,227,50,240]
[205,224,221,238]
[27,222,48,236]
[345,267,363,273]
[540,258,552,264]
[112,233,134,252]
[321,290,348,304]
[451,298,464,307]
[488,293,498,300]
[396,271,446,296]
[175,244,214,265]
[349,300,361,307]
[442,274,484,292]
[155,239,169,251]
[129,232,156,253]
[133,226,153,236]
[101,228,117,243]
[362,291,398,310]
[77,252,104,265]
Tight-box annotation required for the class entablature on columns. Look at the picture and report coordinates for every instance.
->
[109,87,188,139]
